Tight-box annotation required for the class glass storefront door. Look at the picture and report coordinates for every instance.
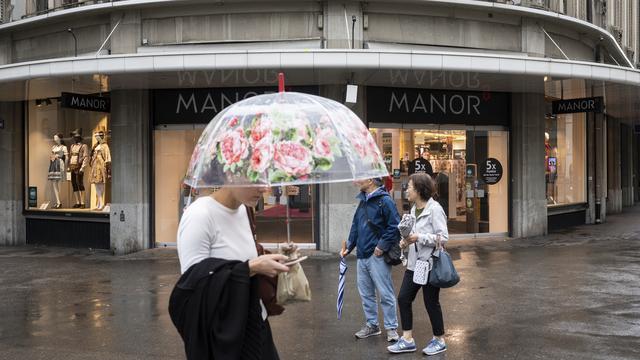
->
[370,126,509,235]
[153,126,316,246]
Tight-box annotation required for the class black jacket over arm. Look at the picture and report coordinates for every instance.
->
[168,258,267,360]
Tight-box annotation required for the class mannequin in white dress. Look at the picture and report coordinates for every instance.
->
[47,133,68,209]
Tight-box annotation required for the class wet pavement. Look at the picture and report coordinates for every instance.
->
[1,206,640,360]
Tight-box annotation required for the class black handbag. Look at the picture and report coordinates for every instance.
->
[429,249,460,288]
[361,200,402,266]
[383,242,402,266]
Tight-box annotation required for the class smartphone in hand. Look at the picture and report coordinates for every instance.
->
[283,256,308,266]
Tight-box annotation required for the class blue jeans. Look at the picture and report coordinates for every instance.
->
[356,255,398,329]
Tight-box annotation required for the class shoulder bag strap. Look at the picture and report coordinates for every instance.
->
[245,205,257,238]
[245,205,265,256]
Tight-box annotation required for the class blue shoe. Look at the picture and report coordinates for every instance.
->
[423,337,447,356]
[387,337,417,353]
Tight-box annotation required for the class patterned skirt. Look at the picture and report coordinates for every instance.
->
[90,156,107,184]
[47,158,64,180]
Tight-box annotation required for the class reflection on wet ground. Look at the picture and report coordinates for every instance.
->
[1,206,639,359]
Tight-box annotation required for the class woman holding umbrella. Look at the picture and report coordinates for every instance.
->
[168,80,390,360]
[170,182,290,360]
[387,173,449,356]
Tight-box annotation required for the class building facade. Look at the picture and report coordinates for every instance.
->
[0,0,639,253]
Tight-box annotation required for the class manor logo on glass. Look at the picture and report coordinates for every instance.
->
[366,87,509,126]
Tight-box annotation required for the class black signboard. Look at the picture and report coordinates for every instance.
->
[552,97,603,114]
[60,92,111,113]
[480,158,503,185]
[28,187,37,207]
[153,86,319,125]
[366,87,510,126]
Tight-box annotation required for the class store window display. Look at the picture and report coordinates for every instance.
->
[26,97,111,213]
[545,131,558,204]
[47,133,68,209]
[544,114,586,206]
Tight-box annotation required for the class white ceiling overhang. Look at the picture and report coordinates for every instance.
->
[1,50,639,85]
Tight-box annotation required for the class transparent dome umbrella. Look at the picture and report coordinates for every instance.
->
[184,90,389,243]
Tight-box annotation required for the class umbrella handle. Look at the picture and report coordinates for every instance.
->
[286,195,291,244]
[278,72,285,93]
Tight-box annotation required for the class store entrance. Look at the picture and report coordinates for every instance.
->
[370,126,509,235]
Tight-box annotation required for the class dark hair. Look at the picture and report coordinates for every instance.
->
[54,133,66,147]
[409,173,436,201]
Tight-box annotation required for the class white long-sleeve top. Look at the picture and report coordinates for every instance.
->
[406,197,449,271]
[177,195,268,319]
[177,196,257,275]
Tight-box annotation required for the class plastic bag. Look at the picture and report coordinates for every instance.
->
[276,262,311,305]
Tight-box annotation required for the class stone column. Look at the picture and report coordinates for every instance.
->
[606,118,622,213]
[516,20,548,237]
[594,114,607,222]
[109,90,150,254]
[621,124,634,207]
[586,111,596,224]
[586,84,608,224]
[0,102,25,246]
[510,93,547,238]
[635,133,640,203]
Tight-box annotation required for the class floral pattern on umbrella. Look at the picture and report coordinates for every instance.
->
[184,92,387,188]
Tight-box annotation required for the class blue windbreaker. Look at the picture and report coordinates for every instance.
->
[346,187,401,259]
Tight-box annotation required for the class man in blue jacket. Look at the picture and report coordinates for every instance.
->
[341,177,401,342]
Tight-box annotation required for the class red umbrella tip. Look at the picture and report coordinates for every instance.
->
[278,73,285,93]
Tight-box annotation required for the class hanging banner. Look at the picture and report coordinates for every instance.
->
[552,97,603,114]
[60,92,111,113]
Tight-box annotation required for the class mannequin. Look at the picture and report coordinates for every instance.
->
[545,131,558,204]
[90,131,111,210]
[47,133,68,209]
[68,128,90,208]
